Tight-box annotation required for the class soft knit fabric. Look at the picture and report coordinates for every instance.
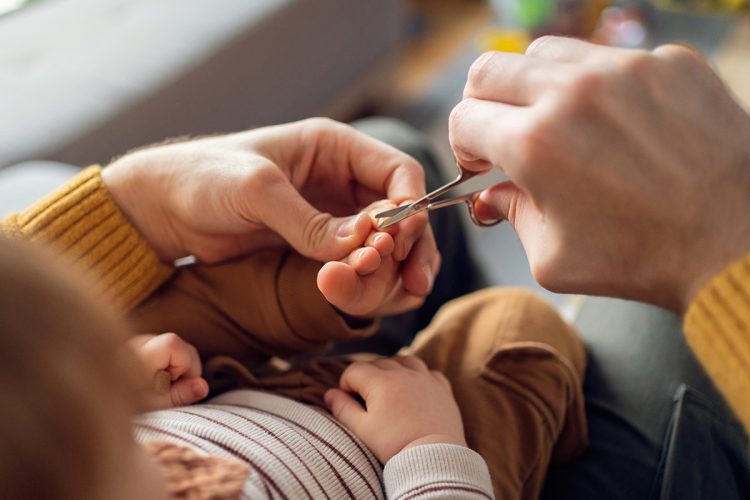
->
[685,254,750,431]
[144,441,250,500]
[135,389,494,499]
[0,166,172,310]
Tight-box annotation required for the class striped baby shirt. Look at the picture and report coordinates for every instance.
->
[134,389,494,499]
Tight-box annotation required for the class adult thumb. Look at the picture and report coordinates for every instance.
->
[255,176,373,262]
[477,180,527,226]
[477,181,548,266]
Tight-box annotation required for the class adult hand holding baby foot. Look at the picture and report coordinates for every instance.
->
[317,201,441,318]
[103,118,435,299]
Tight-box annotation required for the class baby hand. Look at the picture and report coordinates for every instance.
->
[324,356,467,463]
[317,202,441,318]
[128,333,209,410]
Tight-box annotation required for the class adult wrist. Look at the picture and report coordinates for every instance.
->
[679,241,750,313]
[102,153,179,262]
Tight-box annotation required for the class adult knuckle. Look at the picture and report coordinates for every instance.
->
[619,49,656,77]
[653,43,705,69]
[530,260,557,291]
[242,162,281,193]
[449,99,471,131]
[448,99,475,146]
[398,155,425,187]
[466,51,497,94]
[525,35,557,56]
[529,247,569,293]
[513,119,552,169]
[233,164,283,218]
[562,70,605,109]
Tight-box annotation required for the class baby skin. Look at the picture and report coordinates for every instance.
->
[130,203,461,465]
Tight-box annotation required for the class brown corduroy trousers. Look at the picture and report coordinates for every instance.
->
[197,288,588,499]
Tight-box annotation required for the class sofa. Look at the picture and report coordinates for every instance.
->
[0,0,405,169]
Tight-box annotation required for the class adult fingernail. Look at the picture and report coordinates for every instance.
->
[336,215,359,238]
[458,150,478,161]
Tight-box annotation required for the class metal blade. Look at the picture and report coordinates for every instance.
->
[374,205,409,219]
[377,205,419,228]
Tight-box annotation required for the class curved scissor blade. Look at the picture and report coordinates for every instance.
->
[376,204,422,228]
[374,205,409,219]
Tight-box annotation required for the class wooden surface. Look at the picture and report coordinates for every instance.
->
[391,0,492,103]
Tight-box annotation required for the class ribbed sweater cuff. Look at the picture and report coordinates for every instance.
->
[684,253,750,431]
[2,166,173,311]
[384,444,493,499]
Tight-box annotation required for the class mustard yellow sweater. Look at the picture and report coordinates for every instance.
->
[0,166,172,310]
[2,167,750,433]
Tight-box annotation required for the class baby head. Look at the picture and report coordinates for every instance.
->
[0,237,166,500]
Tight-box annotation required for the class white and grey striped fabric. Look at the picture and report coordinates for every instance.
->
[134,389,494,499]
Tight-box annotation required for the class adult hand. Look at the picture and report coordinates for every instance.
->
[318,201,441,317]
[324,356,466,463]
[103,118,434,296]
[450,37,750,310]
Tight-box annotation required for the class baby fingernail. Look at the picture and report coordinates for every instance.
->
[192,381,206,399]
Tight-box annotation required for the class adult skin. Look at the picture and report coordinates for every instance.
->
[449,37,750,311]
[103,117,438,303]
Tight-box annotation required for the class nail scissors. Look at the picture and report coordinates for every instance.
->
[375,164,502,228]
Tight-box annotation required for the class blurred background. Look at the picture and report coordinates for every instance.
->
[1,0,749,307]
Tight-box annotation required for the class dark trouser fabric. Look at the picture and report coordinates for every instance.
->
[541,298,750,500]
